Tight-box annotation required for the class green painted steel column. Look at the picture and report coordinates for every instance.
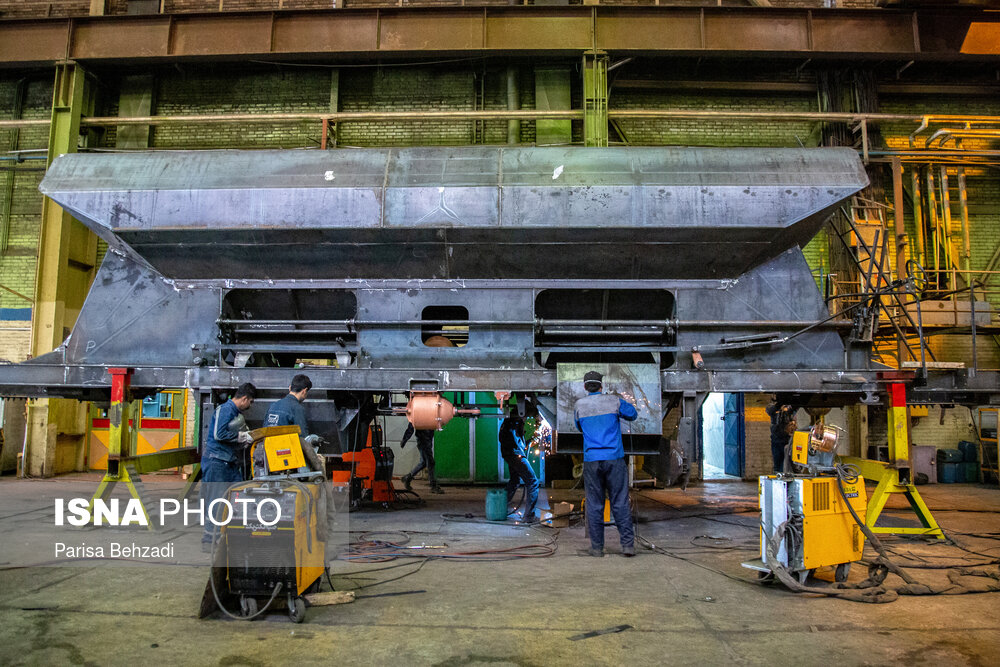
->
[583,50,608,148]
[25,62,97,477]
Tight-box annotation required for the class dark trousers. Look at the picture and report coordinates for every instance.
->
[503,453,539,519]
[583,457,633,551]
[200,456,244,544]
[408,441,438,488]
[771,436,787,473]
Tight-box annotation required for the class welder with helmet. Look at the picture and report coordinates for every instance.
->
[499,407,539,523]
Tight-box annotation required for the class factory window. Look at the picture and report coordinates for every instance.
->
[422,306,468,348]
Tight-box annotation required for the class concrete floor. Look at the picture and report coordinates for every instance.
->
[1,473,999,666]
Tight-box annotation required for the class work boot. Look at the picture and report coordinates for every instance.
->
[622,544,636,557]
[401,475,413,492]
[578,547,604,557]
[522,513,539,524]
[431,486,445,494]
[201,541,212,554]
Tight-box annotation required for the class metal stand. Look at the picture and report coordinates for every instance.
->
[89,367,200,529]
[844,382,943,539]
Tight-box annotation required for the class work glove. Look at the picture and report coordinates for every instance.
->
[304,434,321,448]
[399,441,407,449]
[237,430,253,445]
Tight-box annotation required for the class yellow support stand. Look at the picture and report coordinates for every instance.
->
[852,382,944,539]
[88,368,155,529]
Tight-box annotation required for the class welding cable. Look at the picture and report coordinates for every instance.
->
[207,536,286,620]
[635,532,764,587]
[342,525,558,562]
[338,558,430,592]
[834,464,915,585]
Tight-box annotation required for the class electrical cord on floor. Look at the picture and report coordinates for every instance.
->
[341,526,559,563]
[207,536,285,620]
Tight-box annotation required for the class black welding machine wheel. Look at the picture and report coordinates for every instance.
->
[835,562,851,583]
[239,596,258,619]
[288,595,307,624]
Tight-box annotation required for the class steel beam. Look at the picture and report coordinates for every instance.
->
[24,62,97,477]
[582,51,608,148]
[0,7,996,67]
[2,363,999,405]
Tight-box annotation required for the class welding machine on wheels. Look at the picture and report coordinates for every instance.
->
[743,424,876,587]
[199,426,328,623]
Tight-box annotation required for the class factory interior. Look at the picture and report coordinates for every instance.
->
[1,1,1000,665]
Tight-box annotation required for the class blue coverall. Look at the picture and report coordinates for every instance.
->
[574,391,638,552]
[200,399,245,545]
[264,393,309,436]
[499,416,539,521]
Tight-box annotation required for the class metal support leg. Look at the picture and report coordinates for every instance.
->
[89,367,155,529]
[864,383,943,539]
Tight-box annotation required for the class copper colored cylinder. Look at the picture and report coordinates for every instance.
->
[406,392,458,431]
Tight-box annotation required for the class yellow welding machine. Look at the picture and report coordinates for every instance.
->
[791,430,810,467]
[264,433,306,472]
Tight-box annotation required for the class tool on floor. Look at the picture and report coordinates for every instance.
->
[199,425,327,623]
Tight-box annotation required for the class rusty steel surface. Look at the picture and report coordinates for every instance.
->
[0,7,996,67]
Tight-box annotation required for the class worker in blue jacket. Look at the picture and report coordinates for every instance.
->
[499,409,539,523]
[264,374,313,438]
[573,370,638,557]
[201,382,256,551]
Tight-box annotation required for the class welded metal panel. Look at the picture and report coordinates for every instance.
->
[59,251,220,367]
[40,147,867,282]
[555,363,661,436]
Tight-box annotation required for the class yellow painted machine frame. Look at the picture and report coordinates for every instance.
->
[841,382,943,539]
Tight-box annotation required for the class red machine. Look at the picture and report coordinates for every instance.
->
[330,424,397,509]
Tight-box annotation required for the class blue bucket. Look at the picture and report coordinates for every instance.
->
[485,488,508,521]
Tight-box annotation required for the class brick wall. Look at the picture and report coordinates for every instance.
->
[744,394,773,479]
[0,76,53,341]
[610,91,817,148]
[339,68,476,147]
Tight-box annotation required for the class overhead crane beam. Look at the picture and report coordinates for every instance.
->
[0,6,998,67]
